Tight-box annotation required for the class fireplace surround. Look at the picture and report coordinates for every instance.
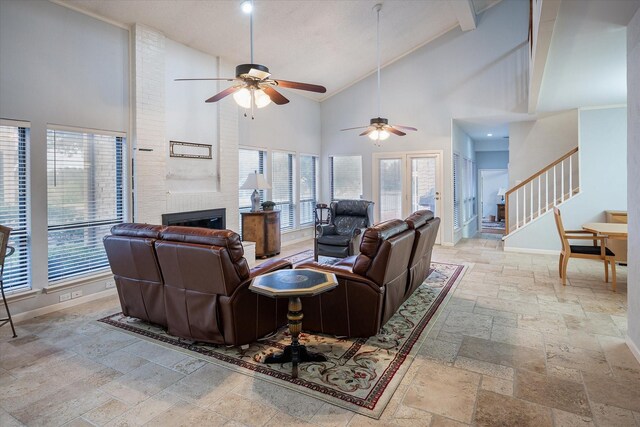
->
[161,208,226,230]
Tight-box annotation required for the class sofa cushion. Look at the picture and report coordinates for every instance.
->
[111,223,165,239]
[405,210,434,229]
[160,226,245,263]
[570,245,615,256]
[353,219,409,276]
[318,234,352,246]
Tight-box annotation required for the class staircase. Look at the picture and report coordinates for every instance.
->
[504,147,579,236]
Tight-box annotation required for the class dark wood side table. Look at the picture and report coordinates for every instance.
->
[249,268,338,378]
[496,203,505,222]
[241,211,281,258]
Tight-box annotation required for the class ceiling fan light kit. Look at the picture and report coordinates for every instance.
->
[340,3,417,145]
[175,0,326,118]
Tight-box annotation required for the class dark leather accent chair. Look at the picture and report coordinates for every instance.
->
[316,200,374,258]
[104,224,291,346]
[298,219,415,337]
[104,223,168,327]
[404,210,441,301]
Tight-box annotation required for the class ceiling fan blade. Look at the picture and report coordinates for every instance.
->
[249,68,271,80]
[359,128,375,136]
[274,80,327,93]
[205,86,241,103]
[392,125,418,131]
[262,86,290,105]
[387,127,407,137]
[340,125,369,131]
[175,78,235,81]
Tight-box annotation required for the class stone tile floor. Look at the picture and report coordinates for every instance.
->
[1,234,638,426]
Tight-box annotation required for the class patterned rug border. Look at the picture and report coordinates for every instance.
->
[97,262,467,419]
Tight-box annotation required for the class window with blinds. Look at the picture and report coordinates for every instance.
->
[238,148,266,233]
[0,123,30,291]
[272,152,295,230]
[330,155,362,200]
[453,153,461,229]
[299,155,318,226]
[47,128,125,282]
[463,158,477,222]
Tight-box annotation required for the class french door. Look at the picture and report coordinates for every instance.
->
[373,151,442,244]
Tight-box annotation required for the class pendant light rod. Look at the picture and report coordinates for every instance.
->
[375,3,382,117]
[250,0,254,63]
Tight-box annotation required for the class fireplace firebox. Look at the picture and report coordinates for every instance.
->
[161,208,226,230]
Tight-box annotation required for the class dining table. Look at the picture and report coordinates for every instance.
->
[581,222,628,240]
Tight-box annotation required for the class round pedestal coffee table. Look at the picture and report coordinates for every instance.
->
[249,268,337,378]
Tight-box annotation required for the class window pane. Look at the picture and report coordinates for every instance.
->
[379,158,402,221]
[453,153,460,229]
[0,125,30,291]
[47,129,125,281]
[410,157,437,214]
[272,152,295,230]
[299,155,318,225]
[330,155,362,200]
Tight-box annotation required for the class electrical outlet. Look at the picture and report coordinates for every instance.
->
[59,293,71,302]
[71,290,83,299]
[105,280,115,289]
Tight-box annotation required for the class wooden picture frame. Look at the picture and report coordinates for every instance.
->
[169,141,212,159]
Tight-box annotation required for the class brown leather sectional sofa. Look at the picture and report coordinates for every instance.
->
[103,224,290,346]
[298,210,440,337]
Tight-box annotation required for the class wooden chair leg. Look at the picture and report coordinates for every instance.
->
[611,259,617,292]
[604,260,609,283]
[561,256,570,286]
[558,254,564,278]
[0,280,17,338]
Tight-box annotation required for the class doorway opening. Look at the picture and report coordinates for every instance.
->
[479,169,508,234]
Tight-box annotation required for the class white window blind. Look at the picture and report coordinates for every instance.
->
[453,153,461,229]
[238,148,266,233]
[299,155,318,226]
[272,152,295,230]
[47,128,125,282]
[463,158,476,222]
[0,124,30,291]
[330,155,362,200]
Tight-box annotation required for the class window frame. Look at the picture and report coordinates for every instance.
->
[270,149,296,231]
[298,153,319,227]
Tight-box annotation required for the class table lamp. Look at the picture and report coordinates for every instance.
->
[241,171,271,212]
[497,188,507,203]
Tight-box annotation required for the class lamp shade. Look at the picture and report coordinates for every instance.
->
[496,187,507,197]
[240,172,271,190]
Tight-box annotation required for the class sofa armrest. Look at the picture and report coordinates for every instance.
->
[249,258,292,278]
[317,224,337,237]
[295,261,381,291]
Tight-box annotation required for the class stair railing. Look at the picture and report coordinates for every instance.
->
[505,147,579,235]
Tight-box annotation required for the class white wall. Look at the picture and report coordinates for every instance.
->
[320,0,529,245]
[505,107,627,252]
[476,151,509,170]
[481,170,508,218]
[627,7,640,360]
[508,109,578,187]
[0,0,129,314]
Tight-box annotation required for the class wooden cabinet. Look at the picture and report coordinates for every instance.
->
[241,211,281,258]
[496,204,506,222]
[606,210,627,263]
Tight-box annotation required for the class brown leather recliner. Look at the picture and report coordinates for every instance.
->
[297,219,415,337]
[404,211,441,301]
[104,224,291,346]
[103,224,168,326]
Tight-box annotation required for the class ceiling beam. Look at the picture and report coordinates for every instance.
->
[450,0,477,32]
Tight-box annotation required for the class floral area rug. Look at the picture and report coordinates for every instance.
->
[98,262,466,419]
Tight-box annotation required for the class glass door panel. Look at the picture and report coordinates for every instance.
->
[379,158,403,221]
[410,156,438,215]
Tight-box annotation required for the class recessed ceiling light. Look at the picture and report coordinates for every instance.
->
[487,133,493,137]
[241,0,253,14]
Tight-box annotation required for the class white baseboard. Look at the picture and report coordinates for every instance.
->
[626,335,640,363]
[503,246,560,255]
[12,288,118,323]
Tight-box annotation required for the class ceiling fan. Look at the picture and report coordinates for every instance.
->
[175,0,327,118]
[340,4,417,144]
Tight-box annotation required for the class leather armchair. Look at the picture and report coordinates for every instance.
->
[404,210,440,301]
[299,219,415,337]
[316,200,374,258]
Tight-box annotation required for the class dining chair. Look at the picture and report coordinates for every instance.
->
[0,224,17,337]
[553,208,616,292]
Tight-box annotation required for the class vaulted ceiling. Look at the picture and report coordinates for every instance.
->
[60,0,501,100]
